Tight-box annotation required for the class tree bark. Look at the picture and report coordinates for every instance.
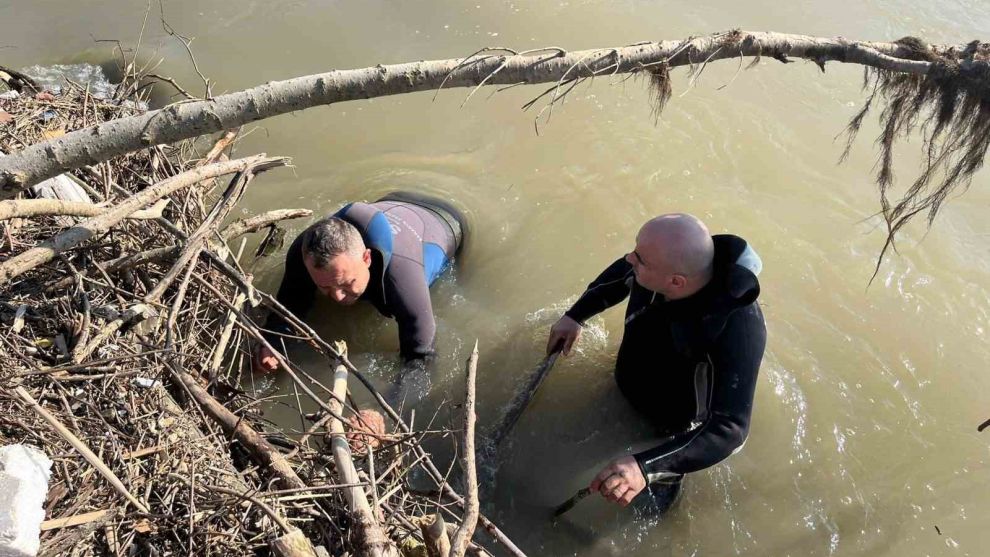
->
[0,198,168,220]
[0,31,981,198]
[270,529,319,557]
[221,208,313,240]
[419,513,451,557]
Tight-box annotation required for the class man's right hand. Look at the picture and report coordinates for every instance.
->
[547,315,582,356]
[254,344,280,374]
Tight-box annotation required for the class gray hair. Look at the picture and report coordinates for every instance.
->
[301,217,365,268]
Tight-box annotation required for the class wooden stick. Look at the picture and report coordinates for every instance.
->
[419,513,451,557]
[488,349,560,449]
[552,487,591,518]
[121,445,164,460]
[14,386,150,513]
[450,341,480,557]
[1,31,973,196]
[197,128,240,167]
[166,362,308,491]
[270,529,319,557]
[144,160,281,303]
[328,348,395,557]
[221,208,313,240]
[41,509,115,531]
[208,291,246,378]
[0,198,169,220]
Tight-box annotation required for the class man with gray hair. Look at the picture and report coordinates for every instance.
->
[257,192,466,373]
[546,213,766,514]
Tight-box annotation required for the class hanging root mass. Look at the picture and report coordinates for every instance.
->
[638,33,990,271]
[842,39,990,271]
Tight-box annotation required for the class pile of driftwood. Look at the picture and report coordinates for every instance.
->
[0,73,517,556]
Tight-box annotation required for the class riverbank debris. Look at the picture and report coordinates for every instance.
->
[0,65,511,556]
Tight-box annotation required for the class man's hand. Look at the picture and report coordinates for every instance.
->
[547,315,582,356]
[590,456,647,507]
[254,344,280,374]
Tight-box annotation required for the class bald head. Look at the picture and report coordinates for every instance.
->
[626,213,714,298]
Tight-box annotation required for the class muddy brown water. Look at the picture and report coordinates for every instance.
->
[5,1,990,555]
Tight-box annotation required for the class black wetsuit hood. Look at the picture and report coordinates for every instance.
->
[664,234,762,356]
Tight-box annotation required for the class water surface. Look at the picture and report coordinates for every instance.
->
[4,2,989,554]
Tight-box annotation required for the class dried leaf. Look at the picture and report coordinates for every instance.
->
[34,91,56,101]
[0,110,12,124]
[41,128,65,140]
[132,518,157,534]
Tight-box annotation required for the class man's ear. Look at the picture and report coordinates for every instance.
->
[670,274,687,289]
[362,248,372,267]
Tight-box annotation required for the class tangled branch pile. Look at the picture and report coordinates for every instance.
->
[0,75,512,556]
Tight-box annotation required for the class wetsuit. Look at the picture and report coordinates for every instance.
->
[565,234,766,506]
[265,192,465,360]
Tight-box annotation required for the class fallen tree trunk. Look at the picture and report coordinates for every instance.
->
[1,31,984,199]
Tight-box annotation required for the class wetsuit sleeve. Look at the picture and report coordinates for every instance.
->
[633,303,767,479]
[263,233,316,340]
[565,257,634,324]
[385,258,436,361]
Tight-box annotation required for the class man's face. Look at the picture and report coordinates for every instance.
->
[304,250,372,305]
[625,230,676,294]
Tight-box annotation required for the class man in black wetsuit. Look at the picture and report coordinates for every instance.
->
[256,192,466,378]
[546,213,766,512]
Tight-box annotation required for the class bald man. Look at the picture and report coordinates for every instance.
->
[546,214,766,514]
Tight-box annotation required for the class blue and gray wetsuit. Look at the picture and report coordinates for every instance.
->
[265,192,465,360]
[565,234,767,499]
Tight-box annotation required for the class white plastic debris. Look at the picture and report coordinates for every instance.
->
[131,377,161,389]
[0,445,53,557]
[20,64,116,99]
[0,90,19,100]
[11,305,27,334]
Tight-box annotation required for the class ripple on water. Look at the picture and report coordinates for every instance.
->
[525,299,610,357]
[765,364,811,463]
[710,465,757,555]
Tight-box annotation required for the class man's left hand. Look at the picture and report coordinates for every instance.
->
[590,456,647,507]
